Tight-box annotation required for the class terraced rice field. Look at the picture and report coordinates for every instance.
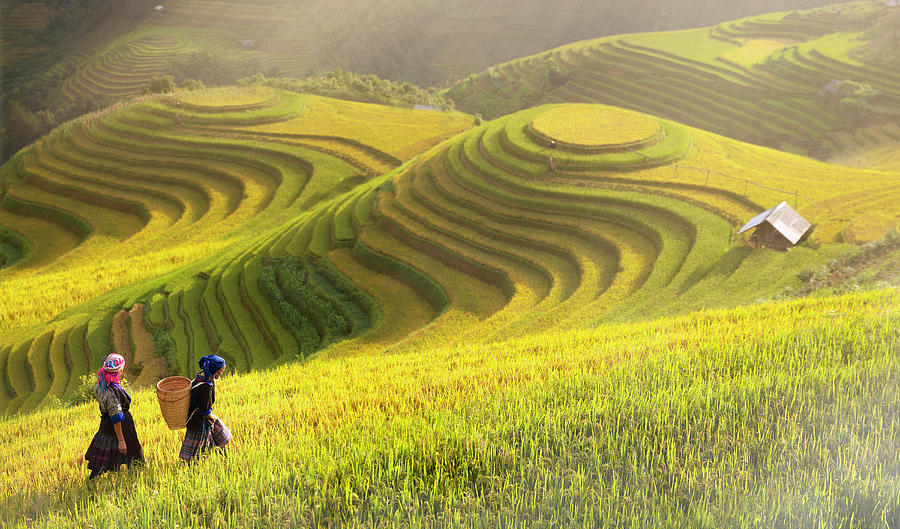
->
[448,4,898,158]
[1,4,898,525]
[0,2,50,65]
[530,105,662,150]
[60,30,200,100]
[829,122,900,172]
[1,92,896,415]
[0,87,472,414]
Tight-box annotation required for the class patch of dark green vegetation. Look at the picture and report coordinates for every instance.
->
[146,315,177,375]
[0,224,29,269]
[788,230,900,297]
[259,257,372,358]
[238,71,453,110]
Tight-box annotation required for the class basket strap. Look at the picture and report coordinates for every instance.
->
[184,380,208,427]
[184,408,197,428]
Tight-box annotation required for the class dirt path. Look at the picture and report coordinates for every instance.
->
[109,304,168,388]
[129,304,168,388]
[110,309,132,366]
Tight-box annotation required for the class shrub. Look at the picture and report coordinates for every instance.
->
[181,79,204,91]
[237,70,452,109]
[140,75,177,95]
[152,327,176,371]
[67,374,130,406]
[40,394,66,411]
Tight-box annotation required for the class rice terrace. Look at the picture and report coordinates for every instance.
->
[0,0,899,527]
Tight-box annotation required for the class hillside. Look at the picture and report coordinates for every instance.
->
[2,0,846,162]
[0,88,472,406]
[446,2,900,158]
[1,90,897,415]
[2,0,838,87]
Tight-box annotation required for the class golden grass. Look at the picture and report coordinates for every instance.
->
[242,95,473,158]
[530,104,661,147]
[717,38,795,67]
[172,86,279,107]
[0,288,895,527]
[0,89,472,336]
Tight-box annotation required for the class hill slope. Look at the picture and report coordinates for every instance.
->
[2,0,838,88]
[0,88,472,412]
[446,2,900,158]
[1,90,897,414]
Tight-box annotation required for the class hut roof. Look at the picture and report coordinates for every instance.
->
[823,79,841,92]
[738,201,810,245]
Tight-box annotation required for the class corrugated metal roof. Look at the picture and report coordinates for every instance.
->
[738,201,811,244]
[738,204,778,234]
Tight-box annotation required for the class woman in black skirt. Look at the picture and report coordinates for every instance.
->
[84,353,144,479]
[180,354,232,461]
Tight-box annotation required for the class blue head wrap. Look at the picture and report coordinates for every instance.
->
[197,355,226,383]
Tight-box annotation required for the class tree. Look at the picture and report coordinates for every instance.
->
[140,75,177,95]
[839,96,868,117]
[181,79,204,91]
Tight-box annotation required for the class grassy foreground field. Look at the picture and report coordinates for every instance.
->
[0,288,897,527]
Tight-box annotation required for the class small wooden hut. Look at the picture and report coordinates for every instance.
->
[738,201,811,250]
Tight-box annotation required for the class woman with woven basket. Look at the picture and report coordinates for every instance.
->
[84,353,145,480]
[180,354,232,461]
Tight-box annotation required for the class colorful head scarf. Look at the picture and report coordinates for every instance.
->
[97,353,125,391]
[197,355,226,384]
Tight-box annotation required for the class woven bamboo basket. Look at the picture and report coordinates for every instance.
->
[156,376,192,430]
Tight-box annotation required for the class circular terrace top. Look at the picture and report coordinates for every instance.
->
[173,86,277,109]
[530,104,661,148]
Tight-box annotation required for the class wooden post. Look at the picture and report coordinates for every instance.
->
[674,163,679,178]
[705,169,710,186]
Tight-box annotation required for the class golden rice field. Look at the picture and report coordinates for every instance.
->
[0,289,896,527]
[447,3,898,158]
[717,38,797,67]
[1,91,898,422]
[1,4,900,524]
[529,105,661,148]
[0,88,472,336]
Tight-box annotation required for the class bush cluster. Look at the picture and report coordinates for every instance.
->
[238,70,453,110]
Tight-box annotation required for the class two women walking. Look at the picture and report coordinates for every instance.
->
[84,353,232,480]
